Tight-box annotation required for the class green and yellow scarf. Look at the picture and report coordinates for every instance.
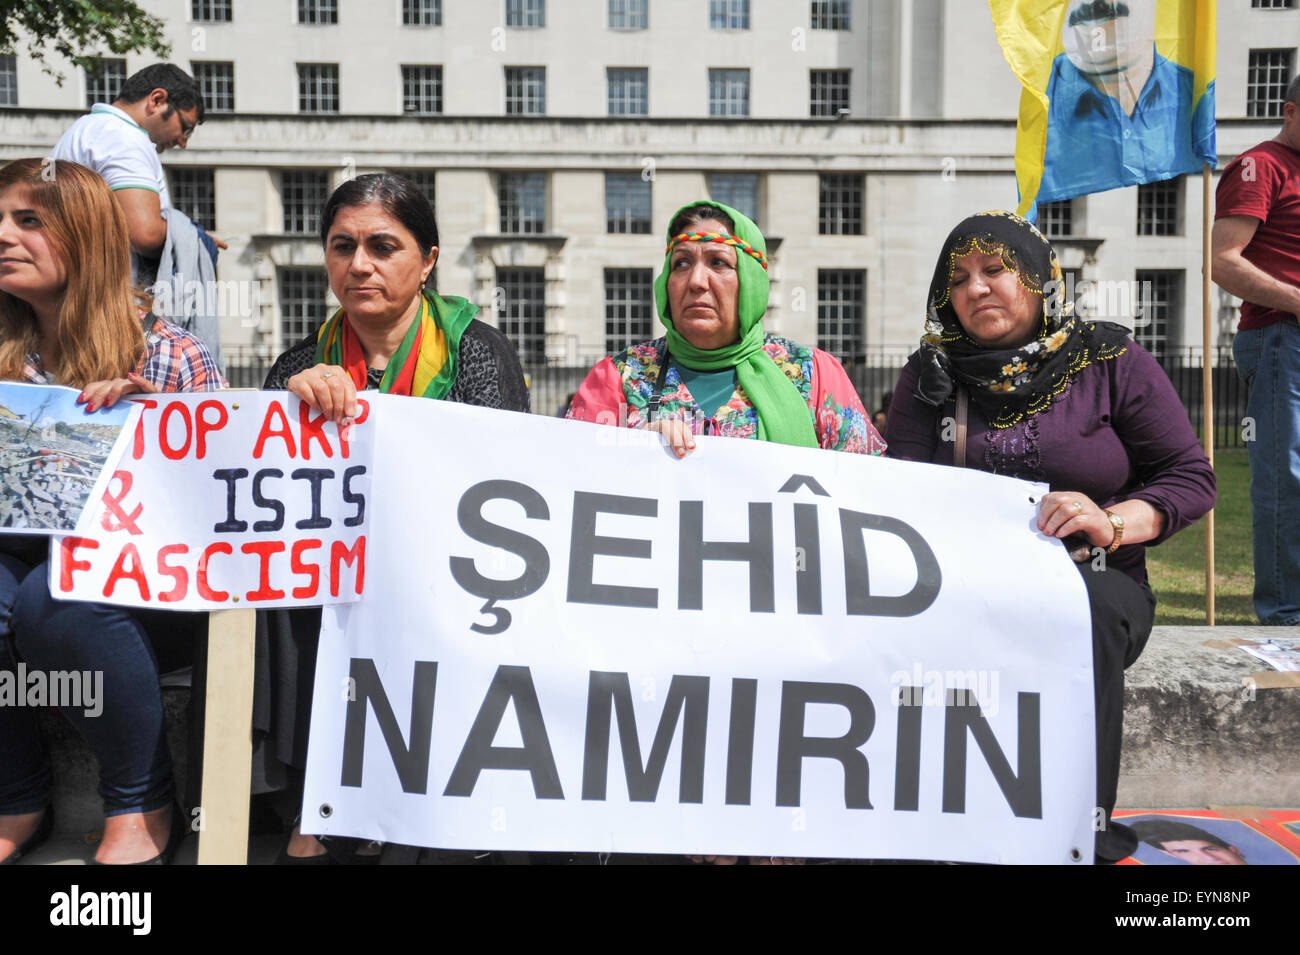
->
[314,290,478,398]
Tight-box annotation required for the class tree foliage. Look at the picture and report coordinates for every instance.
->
[0,0,171,84]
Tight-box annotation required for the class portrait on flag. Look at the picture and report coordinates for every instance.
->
[991,0,1217,213]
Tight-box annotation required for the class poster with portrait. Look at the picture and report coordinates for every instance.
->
[1115,808,1300,865]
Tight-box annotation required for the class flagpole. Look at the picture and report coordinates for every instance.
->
[1202,164,1215,625]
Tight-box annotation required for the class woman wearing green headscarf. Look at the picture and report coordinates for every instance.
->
[568,200,883,457]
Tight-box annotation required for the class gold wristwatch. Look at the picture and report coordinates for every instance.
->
[1104,509,1125,553]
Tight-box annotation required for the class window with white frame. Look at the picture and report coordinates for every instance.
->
[1250,0,1295,9]
[495,268,547,364]
[608,0,648,29]
[192,0,233,22]
[709,0,749,29]
[1136,178,1180,236]
[403,0,442,25]
[1134,270,1182,361]
[819,174,864,235]
[605,173,651,234]
[297,63,339,113]
[298,0,337,24]
[388,169,436,210]
[506,0,546,27]
[607,68,648,116]
[192,61,234,113]
[402,65,443,114]
[818,270,866,364]
[0,55,15,107]
[708,69,749,117]
[170,168,216,231]
[709,173,759,225]
[498,172,546,234]
[505,66,546,115]
[604,269,654,354]
[811,0,851,30]
[281,170,330,234]
[1036,199,1074,237]
[1247,49,1294,118]
[810,69,850,117]
[279,267,329,343]
[85,59,125,107]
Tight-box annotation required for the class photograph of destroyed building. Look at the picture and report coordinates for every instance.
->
[0,384,129,534]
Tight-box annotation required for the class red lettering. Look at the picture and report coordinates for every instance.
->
[253,401,296,459]
[329,536,366,597]
[241,540,287,601]
[297,400,332,460]
[338,398,370,459]
[195,400,229,459]
[58,537,99,592]
[158,401,193,460]
[291,538,322,599]
[130,399,160,460]
[157,544,189,602]
[197,541,233,601]
[102,542,150,601]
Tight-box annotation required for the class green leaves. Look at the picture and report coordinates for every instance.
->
[0,0,171,85]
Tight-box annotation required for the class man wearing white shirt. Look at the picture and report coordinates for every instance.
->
[51,63,205,282]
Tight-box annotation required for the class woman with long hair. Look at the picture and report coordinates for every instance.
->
[0,158,223,865]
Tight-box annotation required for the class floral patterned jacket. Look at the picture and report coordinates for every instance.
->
[567,335,885,455]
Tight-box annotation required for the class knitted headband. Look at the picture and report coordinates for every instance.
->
[665,231,769,271]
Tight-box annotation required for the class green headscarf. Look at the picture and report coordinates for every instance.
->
[653,200,817,448]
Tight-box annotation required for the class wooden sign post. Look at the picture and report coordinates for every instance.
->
[197,608,257,865]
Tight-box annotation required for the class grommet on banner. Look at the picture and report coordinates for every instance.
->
[319,804,333,818]
[1069,847,1083,862]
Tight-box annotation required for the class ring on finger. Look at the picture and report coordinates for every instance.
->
[1071,501,1083,514]
[321,371,333,380]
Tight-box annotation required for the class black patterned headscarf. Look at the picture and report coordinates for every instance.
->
[914,210,1130,429]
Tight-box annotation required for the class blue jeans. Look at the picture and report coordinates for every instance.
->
[0,546,193,816]
[1233,321,1300,625]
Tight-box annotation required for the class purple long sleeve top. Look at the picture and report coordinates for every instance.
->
[884,343,1217,586]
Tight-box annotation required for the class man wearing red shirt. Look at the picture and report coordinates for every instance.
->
[1213,75,1300,625]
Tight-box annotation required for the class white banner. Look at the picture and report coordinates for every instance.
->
[302,396,1097,864]
[50,392,374,610]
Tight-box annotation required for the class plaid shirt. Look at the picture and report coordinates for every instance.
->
[24,316,226,392]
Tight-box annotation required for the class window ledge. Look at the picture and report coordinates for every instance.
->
[472,233,568,247]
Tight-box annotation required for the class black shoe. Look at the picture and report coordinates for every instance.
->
[1095,820,1139,864]
[275,835,337,865]
[90,803,188,866]
[0,807,54,865]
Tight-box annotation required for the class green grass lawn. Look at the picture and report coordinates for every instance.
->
[1147,449,1255,625]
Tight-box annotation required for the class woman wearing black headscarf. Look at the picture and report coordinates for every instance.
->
[885,210,1216,862]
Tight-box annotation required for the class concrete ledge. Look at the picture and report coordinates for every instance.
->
[1119,626,1300,808]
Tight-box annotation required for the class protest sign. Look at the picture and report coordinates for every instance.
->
[0,382,136,535]
[50,392,374,610]
[302,397,1097,864]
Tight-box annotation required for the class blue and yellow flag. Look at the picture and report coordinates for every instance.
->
[990,0,1216,217]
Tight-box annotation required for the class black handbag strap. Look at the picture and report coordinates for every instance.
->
[954,387,969,468]
[648,347,672,424]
